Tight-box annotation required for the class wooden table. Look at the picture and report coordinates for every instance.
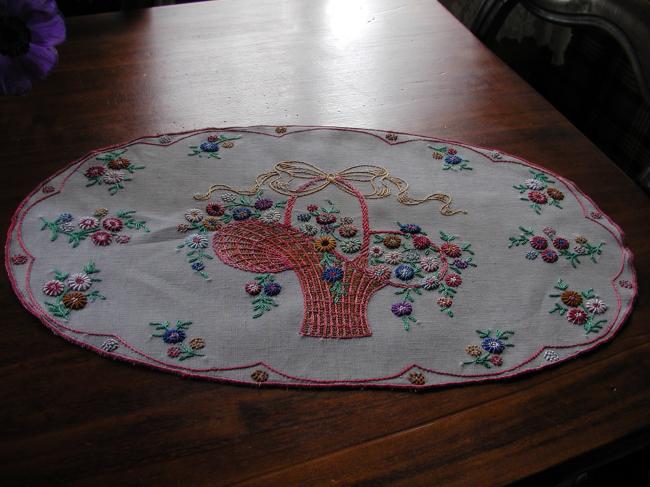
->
[2,0,648,485]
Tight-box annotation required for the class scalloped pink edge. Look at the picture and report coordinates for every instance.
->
[4,125,639,390]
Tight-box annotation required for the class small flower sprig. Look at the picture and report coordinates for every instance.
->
[514,170,564,214]
[40,209,149,248]
[84,149,145,195]
[244,274,282,318]
[42,262,105,320]
[188,134,241,159]
[463,329,515,369]
[149,320,205,360]
[176,233,213,280]
[429,145,472,171]
[549,279,608,335]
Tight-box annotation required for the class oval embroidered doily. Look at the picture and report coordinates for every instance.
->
[6,126,637,388]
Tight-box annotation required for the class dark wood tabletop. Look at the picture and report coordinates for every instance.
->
[1,0,648,485]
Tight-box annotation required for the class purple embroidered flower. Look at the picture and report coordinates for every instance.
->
[55,213,73,223]
[394,264,415,281]
[191,261,205,271]
[320,224,335,234]
[444,154,462,165]
[263,282,282,296]
[525,250,538,260]
[162,328,186,344]
[398,223,421,234]
[199,141,220,152]
[322,267,344,283]
[57,221,74,232]
[254,198,274,210]
[573,244,588,255]
[232,207,252,221]
[185,233,208,249]
[453,259,469,269]
[481,337,505,354]
[391,301,413,317]
[297,213,311,222]
[0,0,66,95]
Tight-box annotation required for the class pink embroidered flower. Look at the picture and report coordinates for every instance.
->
[419,256,439,273]
[316,213,336,225]
[525,178,546,191]
[78,217,99,230]
[447,148,457,155]
[91,231,112,246]
[421,276,440,290]
[167,346,182,358]
[84,165,106,178]
[412,235,431,250]
[42,279,64,296]
[42,185,55,194]
[207,135,219,142]
[369,246,383,257]
[529,236,548,250]
[489,355,503,367]
[102,217,123,232]
[206,202,225,216]
[66,273,92,291]
[566,308,588,325]
[385,251,402,265]
[11,254,28,265]
[184,208,203,223]
[552,237,570,250]
[115,235,131,244]
[543,227,556,237]
[245,281,262,295]
[307,204,319,212]
[445,274,462,287]
[591,211,602,219]
[528,191,548,204]
[541,249,558,263]
[440,242,462,258]
[585,298,607,314]
[437,297,453,308]
[619,280,633,289]
[102,169,125,184]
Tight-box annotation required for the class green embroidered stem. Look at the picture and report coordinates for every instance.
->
[508,227,534,248]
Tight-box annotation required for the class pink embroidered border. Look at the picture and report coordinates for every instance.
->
[4,126,639,389]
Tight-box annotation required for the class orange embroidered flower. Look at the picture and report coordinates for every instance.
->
[385,132,398,141]
[383,235,402,249]
[466,345,482,357]
[93,208,108,218]
[561,290,583,307]
[221,141,234,149]
[275,126,287,134]
[575,235,588,244]
[202,216,222,231]
[314,236,336,252]
[546,187,564,201]
[432,152,443,160]
[251,370,269,382]
[62,291,87,310]
[189,337,205,350]
[107,157,131,170]
[408,372,425,385]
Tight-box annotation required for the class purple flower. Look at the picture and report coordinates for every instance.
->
[162,328,186,344]
[254,198,274,210]
[398,223,421,234]
[263,282,282,296]
[199,141,219,152]
[444,155,462,165]
[1,0,66,95]
[191,262,205,271]
[391,301,413,317]
[481,337,505,354]
[232,207,252,220]
[453,259,468,269]
[322,267,344,283]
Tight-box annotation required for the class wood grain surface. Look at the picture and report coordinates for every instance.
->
[1,0,648,485]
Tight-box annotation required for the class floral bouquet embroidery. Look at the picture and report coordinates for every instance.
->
[84,149,145,195]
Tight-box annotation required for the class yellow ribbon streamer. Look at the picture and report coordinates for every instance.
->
[193,160,465,216]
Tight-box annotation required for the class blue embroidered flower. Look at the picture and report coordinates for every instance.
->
[232,207,252,221]
[191,262,205,271]
[200,141,220,152]
[525,251,538,260]
[185,233,208,249]
[254,198,274,210]
[163,328,186,344]
[453,259,469,269]
[322,267,344,283]
[391,301,413,316]
[394,264,415,281]
[481,337,505,354]
[444,155,462,165]
[55,213,73,223]
[263,282,282,296]
[297,213,312,222]
[399,223,421,234]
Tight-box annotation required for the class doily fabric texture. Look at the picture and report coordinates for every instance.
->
[5,126,637,389]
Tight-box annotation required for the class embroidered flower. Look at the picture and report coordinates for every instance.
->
[184,208,204,223]
[543,227,556,237]
[546,187,564,200]
[101,339,119,352]
[177,223,190,233]
[341,217,354,224]
[297,213,311,222]
[202,216,222,231]
[412,235,431,250]
[115,234,130,244]
[369,246,383,257]
[275,126,287,134]
[585,298,607,314]
[307,204,319,212]
[221,193,236,202]
[440,242,462,258]
[158,135,172,144]
[245,281,262,295]
[561,290,583,307]
[90,231,112,246]
[444,155,462,165]
[314,236,336,252]
[301,224,318,236]
[575,235,588,245]
[322,267,344,283]
[185,233,208,249]
[445,273,462,287]
[447,148,458,155]
[619,280,633,289]
[232,207,252,221]
[490,150,502,159]
[102,217,123,232]
[383,235,402,249]
[191,262,205,271]
[57,222,74,232]
[432,152,443,160]
[391,301,413,317]
[489,355,503,366]
[254,198,274,210]
[62,291,87,310]
[55,213,73,223]
[102,170,125,184]
[525,251,538,260]
[385,251,403,265]
[552,237,569,250]
[566,308,588,325]
[371,264,390,277]
[421,276,440,290]
[573,245,588,255]
[167,346,181,358]
[319,224,335,234]
[84,166,106,178]
[189,337,205,350]
[78,217,99,230]
[399,223,421,234]
[385,132,398,141]
[419,256,439,272]
[437,297,453,308]
[316,213,337,225]
[466,345,482,357]
[407,372,425,385]
[544,350,559,361]
[394,264,415,281]
[338,224,358,238]
[200,141,220,152]
[11,254,28,265]
[541,249,558,263]
[42,185,55,193]
[94,208,109,218]
[259,210,281,224]
[591,211,602,219]
[453,259,469,269]
[528,191,547,204]
[221,141,234,149]
[251,369,269,382]
[340,239,361,253]
[206,202,225,216]
[66,273,92,291]
[529,236,548,250]
[42,279,64,296]
[481,337,505,354]
[107,157,131,170]
[525,178,546,190]
[162,328,186,344]
[263,282,282,296]
[207,135,219,142]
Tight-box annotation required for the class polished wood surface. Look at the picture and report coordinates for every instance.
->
[1,1,648,485]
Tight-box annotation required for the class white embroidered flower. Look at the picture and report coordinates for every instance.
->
[221,193,236,202]
[259,210,281,224]
[385,251,402,265]
[573,244,588,255]
[372,265,390,277]
[185,233,208,249]
[544,350,559,361]
[57,222,74,233]
[585,298,607,314]
[420,276,440,290]
[184,208,204,223]
[301,224,318,236]
[369,246,383,257]
[67,273,92,291]
[78,216,99,230]
[419,256,439,273]
[102,169,125,184]
[340,239,361,254]
[524,178,546,190]
[101,338,119,352]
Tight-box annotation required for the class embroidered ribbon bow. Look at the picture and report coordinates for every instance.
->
[193,160,465,215]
